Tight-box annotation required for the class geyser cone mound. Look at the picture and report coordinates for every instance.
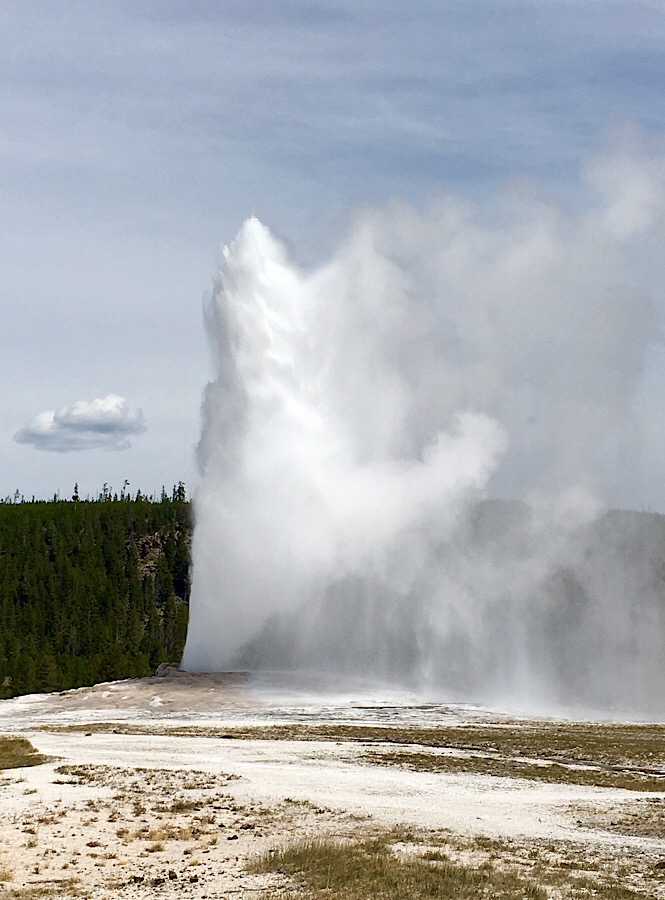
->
[184,187,665,715]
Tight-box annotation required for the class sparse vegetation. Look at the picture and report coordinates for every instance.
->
[3,742,664,899]
[44,720,665,792]
[363,747,665,791]
[251,829,665,900]
[0,878,82,898]
[0,863,15,882]
[1,760,265,896]
[571,797,665,838]
[0,736,46,770]
[251,834,548,899]
[43,720,665,768]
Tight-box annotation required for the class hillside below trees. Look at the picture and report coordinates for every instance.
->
[0,487,191,698]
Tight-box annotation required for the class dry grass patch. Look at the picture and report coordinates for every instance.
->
[571,797,665,838]
[363,747,665,791]
[0,863,15,881]
[0,878,82,898]
[441,830,665,898]
[253,828,665,900]
[160,796,205,813]
[250,835,548,899]
[0,736,46,770]
[221,721,665,775]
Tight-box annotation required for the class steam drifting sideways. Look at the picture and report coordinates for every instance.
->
[183,144,665,716]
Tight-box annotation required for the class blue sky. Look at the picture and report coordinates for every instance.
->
[2,0,665,503]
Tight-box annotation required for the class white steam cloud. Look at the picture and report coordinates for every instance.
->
[183,141,665,715]
[15,394,147,452]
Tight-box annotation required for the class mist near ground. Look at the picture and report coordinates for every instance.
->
[182,142,665,715]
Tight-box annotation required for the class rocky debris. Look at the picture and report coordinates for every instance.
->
[134,532,166,579]
[155,662,183,678]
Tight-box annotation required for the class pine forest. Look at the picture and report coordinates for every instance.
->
[0,485,191,699]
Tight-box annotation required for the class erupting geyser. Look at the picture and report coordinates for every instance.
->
[183,148,665,715]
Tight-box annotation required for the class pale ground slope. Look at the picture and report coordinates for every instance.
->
[0,671,664,898]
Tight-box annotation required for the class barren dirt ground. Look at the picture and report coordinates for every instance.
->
[1,672,664,898]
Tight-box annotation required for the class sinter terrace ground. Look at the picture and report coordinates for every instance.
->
[0,670,664,899]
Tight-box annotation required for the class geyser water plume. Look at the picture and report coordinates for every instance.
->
[183,143,665,715]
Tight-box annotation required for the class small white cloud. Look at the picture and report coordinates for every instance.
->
[15,394,147,452]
